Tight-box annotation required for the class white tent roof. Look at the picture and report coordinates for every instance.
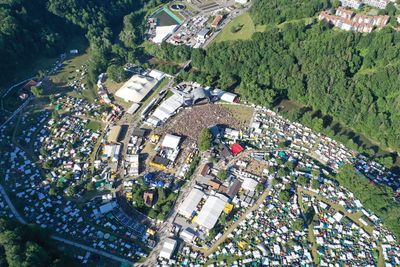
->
[152,94,183,121]
[159,238,177,259]
[241,177,258,192]
[153,25,179,44]
[148,69,165,80]
[180,228,196,242]
[178,188,205,218]
[196,196,226,229]
[162,134,181,149]
[127,103,140,114]
[115,74,158,102]
[220,92,237,103]
[152,106,172,121]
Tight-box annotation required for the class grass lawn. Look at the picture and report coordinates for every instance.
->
[51,53,89,86]
[213,13,265,43]
[219,103,254,127]
[49,48,99,103]
[86,120,102,131]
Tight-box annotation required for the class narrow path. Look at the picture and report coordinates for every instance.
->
[51,235,134,265]
[297,187,319,266]
[203,188,270,257]
[298,187,373,235]
[0,185,27,224]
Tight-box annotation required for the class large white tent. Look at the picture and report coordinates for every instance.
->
[196,196,226,230]
[241,177,258,192]
[178,188,205,218]
[152,94,183,121]
[115,74,158,103]
[161,134,181,149]
[220,92,238,103]
[159,238,177,259]
[152,25,179,44]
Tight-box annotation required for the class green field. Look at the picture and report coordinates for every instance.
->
[86,120,102,131]
[213,13,266,43]
[49,47,99,103]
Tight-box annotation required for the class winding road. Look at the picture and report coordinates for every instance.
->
[0,184,134,265]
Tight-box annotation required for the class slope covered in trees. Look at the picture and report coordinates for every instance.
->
[0,0,168,86]
[0,218,72,266]
[250,0,330,25]
[0,0,76,84]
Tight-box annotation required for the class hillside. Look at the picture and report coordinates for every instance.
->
[0,0,166,87]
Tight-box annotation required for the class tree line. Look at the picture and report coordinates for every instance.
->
[250,0,330,25]
[0,0,170,87]
[0,218,73,266]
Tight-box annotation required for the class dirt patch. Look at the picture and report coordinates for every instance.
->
[155,103,247,144]
[245,160,268,177]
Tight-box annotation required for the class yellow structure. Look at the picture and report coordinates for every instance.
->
[238,241,248,250]
[125,192,133,200]
[185,153,193,164]
[149,161,167,170]
[146,228,156,236]
[150,134,160,143]
[224,203,234,214]
[191,215,198,224]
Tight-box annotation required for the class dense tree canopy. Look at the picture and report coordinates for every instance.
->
[0,0,75,84]
[0,0,169,86]
[250,0,330,25]
[198,128,213,152]
[0,219,72,266]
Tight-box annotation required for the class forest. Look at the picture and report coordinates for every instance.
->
[0,0,168,86]
[0,218,72,266]
[250,0,330,25]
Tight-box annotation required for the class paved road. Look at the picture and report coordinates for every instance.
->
[51,235,134,265]
[0,96,32,130]
[0,184,134,265]
[137,156,205,266]
[0,185,27,224]
[1,77,35,98]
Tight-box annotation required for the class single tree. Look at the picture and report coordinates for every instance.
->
[198,128,213,152]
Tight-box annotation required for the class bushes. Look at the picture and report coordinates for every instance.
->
[185,156,200,180]
[0,219,72,266]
